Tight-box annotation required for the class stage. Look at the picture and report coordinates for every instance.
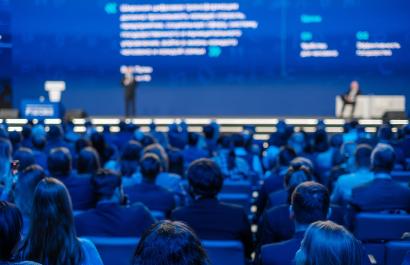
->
[2,117,408,141]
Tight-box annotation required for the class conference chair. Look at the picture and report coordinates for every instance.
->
[385,241,410,265]
[353,213,410,265]
[391,171,410,183]
[86,237,139,265]
[202,240,245,265]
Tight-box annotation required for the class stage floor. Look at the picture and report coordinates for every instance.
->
[2,117,408,141]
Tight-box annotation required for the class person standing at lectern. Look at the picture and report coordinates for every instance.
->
[340,80,360,118]
[122,67,138,117]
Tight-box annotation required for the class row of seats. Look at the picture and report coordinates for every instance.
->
[87,237,244,265]
[353,213,410,265]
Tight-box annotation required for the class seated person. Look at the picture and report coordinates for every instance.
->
[125,153,176,216]
[171,158,253,258]
[295,221,363,265]
[75,169,155,237]
[267,163,313,209]
[260,181,330,265]
[331,144,374,206]
[48,147,96,210]
[13,165,46,236]
[143,143,183,195]
[76,147,101,178]
[255,146,297,220]
[22,178,103,265]
[13,148,36,172]
[0,201,41,265]
[183,132,208,168]
[132,221,210,265]
[349,144,410,212]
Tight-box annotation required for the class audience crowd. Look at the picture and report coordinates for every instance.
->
[0,119,409,265]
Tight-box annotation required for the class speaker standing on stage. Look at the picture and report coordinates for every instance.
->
[340,80,360,118]
[122,67,138,117]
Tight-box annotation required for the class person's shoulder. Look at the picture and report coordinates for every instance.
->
[12,262,42,265]
[218,201,247,215]
[78,237,98,251]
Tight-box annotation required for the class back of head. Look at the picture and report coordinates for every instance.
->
[295,220,362,265]
[291,181,329,225]
[140,153,161,182]
[371,143,396,173]
[47,147,72,178]
[279,146,297,167]
[284,165,313,192]
[13,147,35,171]
[0,201,23,261]
[121,140,143,161]
[14,165,46,216]
[120,140,143,177]
[167,147,184,176]
[93,169,122,201]
[75,138,91,154]
[133,221,209,265]
[47,125,63,140]
[144,143,169,172]
[188,132,200,147]
[24,177,82,265]
[77,147,101,174]
[377,125,393,141]
[187,158,223,198]
[355,144,372,168]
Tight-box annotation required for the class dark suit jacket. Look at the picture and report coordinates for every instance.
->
[255,172,284,220]
[260,231,304,265]
[121,76,137,99]
[350,178,410,212]
[171,197,254,258]
[258,204,345,246]
[59,174,96,210]
[125,181,176,216]
[75,202,155,237]
[267,189,288,209]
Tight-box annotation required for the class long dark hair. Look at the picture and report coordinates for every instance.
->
[22,177,83,265]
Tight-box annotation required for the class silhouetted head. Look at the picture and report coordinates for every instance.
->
[371,143,396,173]
[13,147,35,171]
[14,165,46,216]
[93,169,123,202]
[187,158,223,198]
[291,181,330,226]
[354,144,372,168]
[47,147,72,178]
[144,143,169,172]
[132,221,210,265]
[77,147,101,175]
[140,153,161,182]
[120,140,143,177]
[295,220,362,265]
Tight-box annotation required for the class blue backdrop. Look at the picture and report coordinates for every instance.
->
[9,0,410,116]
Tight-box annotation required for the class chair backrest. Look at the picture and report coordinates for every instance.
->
[391,171,410,183]
[385,241,410,265]
[86,237,139,265]
[354,213,410,241]
[218,193,250,209]
[222,180,252,194]
[202,240,245,265]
